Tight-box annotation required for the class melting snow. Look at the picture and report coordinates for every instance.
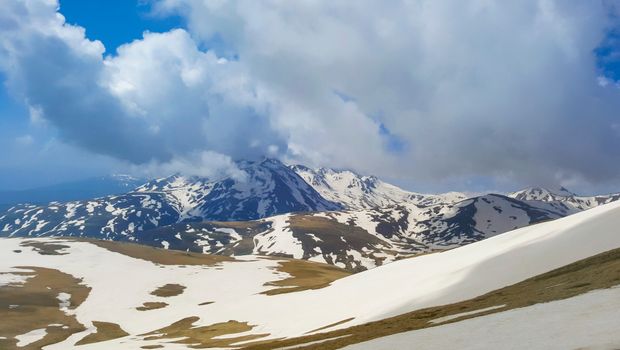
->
[16,328,47,347]
[253,214,304,259]
[2,200,620,348]
[344,287,620,350]
[58,292,71,312]
[428,304,505,324]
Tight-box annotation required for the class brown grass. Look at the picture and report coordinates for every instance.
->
[88,239,235,266]
[136,302,168,311]
[75,321,129,345]
[0,266,91,350]
[305,318,355,334]
[141,317,270,348]
[20,241,70,255]
[150,284,186,297]
[243,246,620,350]
[286,215,407,272]
[261,258,351,295]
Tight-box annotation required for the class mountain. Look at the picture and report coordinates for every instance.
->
[290,165,467,209]
[2,159,619,272]
[193,159,342,220]
[2,199,619,349]
[0,175,145,211]
[509,186,620,213]
[124,193,566,271]
[0,192,567,271]
[0,159,341,240]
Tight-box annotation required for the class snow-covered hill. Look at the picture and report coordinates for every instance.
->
[344,286,620,350]
[509,186,620,213]
[0,193,567,271]
[2,199,619,349]
[291,165,466,209]
[1,160,619,272]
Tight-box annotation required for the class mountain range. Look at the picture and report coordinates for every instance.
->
[2,197,619,349]
[1,158,619,270]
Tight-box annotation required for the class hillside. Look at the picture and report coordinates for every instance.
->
[1,199,620,349]
[509,186,620,213]
[290,165,466,209]
[0,193,567,271]
[0,159,340,240]
[1,160,620,272]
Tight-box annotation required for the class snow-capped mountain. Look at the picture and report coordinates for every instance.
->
[1,159,619,271]
[193,159,342,221]
[0,191,568,271]
[121,193,566,271]
[133,175,215,220]
[0,159,340,239]
[509,186,620,213]
[2,199,619,349]
[132,159,342,221]
[291,165,467,209]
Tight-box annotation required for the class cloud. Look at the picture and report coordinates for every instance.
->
[2,0,620,190]
[1,0,165,163]
[132,150,248,181]
[0,0,287,172]
[153,0,620,187]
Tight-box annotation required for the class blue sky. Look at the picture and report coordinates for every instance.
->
[1,1,620,194]
[59,0,182,53]
[0,0,182,189]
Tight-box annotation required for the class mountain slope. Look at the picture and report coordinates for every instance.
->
[344,286,620,350]
[0,159,340,240]
[195,159,341,221]
[2,161,619,272]
[509,186,620,213]
[0,193,567,272]
[291,165,466,209]
[2,199,620,349]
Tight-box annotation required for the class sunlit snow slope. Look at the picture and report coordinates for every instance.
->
[343,286,620,350]
[1,200,620,349]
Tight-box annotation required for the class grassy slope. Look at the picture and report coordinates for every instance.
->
[0,239,351,348]
[243,246,620,349]
[2,239,618,349]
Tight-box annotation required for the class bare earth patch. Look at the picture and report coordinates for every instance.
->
[150,284,186,297]
[287,216,393,272]
[88,239,235,266]
[0,266,91,350]
[243,246,620,350]
[136,302,169,311]
[262,258,351,295]
[141,317,270,348]
[20,241,70,255]
[306,318,356,334]
[75,321,129,345]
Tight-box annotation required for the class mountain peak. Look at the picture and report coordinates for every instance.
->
[290,165,464,209]
[510,186,577,200]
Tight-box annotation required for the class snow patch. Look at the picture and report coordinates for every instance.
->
[16,328,47,347]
